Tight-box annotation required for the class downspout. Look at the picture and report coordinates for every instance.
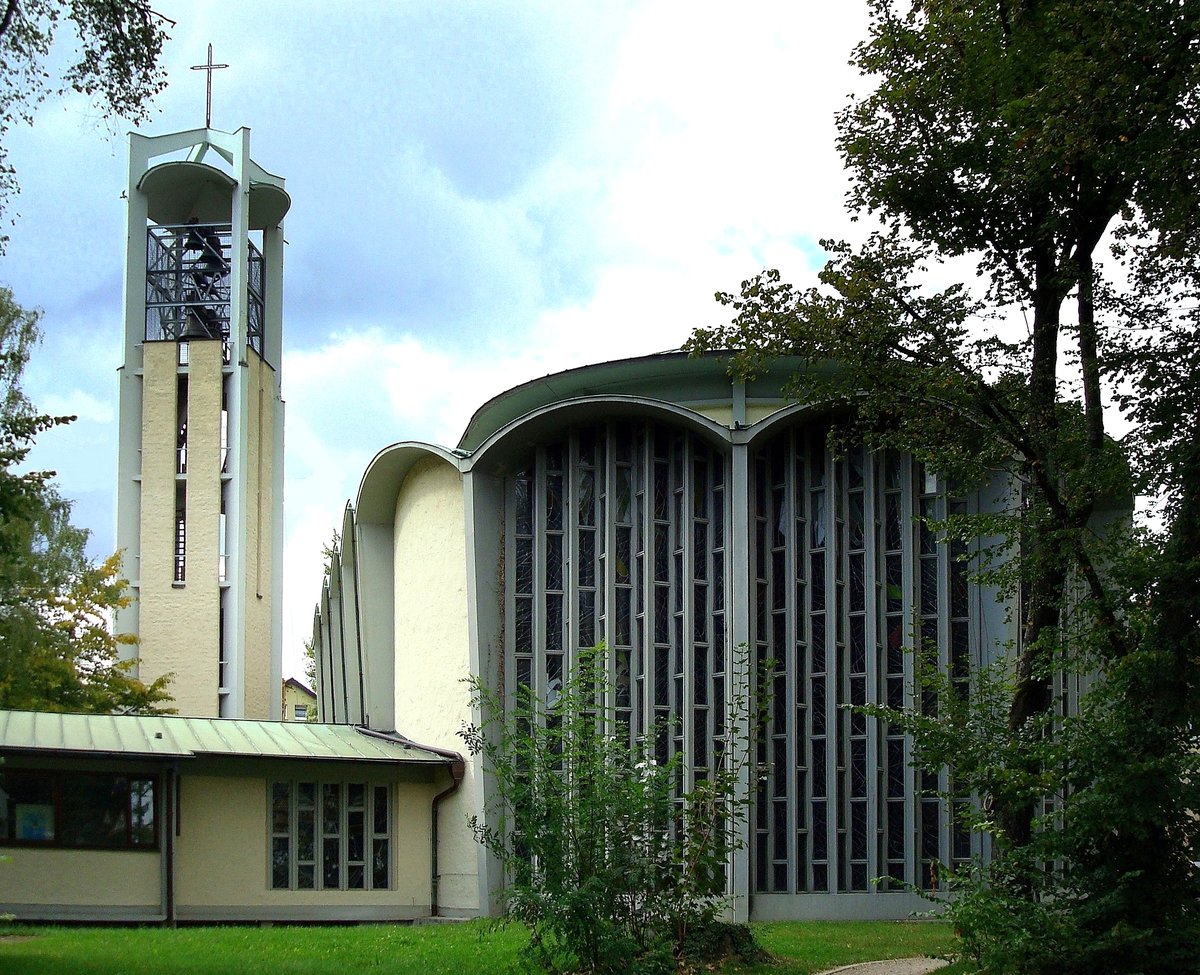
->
[354,727,466,917]
[165,763,178,926]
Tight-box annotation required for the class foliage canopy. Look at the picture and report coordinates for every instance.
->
[689,0,1200,970]
[0,0,170,233]
[0,286,171,713]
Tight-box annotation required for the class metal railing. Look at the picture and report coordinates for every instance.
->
[145,224,265,357]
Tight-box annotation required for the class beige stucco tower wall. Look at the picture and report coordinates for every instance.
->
[115,127,289,719]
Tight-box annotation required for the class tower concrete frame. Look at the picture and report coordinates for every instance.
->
[115,127,289,720]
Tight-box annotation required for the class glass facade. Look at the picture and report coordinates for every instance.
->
[504,417,974,897]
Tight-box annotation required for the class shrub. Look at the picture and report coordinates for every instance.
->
[461,644,765,975]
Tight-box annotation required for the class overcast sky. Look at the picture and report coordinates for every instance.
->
[1,1,872,682]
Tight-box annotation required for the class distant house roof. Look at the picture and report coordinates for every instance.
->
[282,677,317,700]
[0,709,451,766]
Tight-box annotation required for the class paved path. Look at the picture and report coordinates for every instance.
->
[816,957,949,975]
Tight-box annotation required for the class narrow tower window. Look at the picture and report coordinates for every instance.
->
[173,481,187,584]
[176,375,189,475]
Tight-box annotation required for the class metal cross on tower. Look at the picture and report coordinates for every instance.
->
[191,44,229,129]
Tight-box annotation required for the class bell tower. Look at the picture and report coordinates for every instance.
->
[114,127,290,719]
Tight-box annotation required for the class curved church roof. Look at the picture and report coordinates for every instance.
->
[456,350,829,453]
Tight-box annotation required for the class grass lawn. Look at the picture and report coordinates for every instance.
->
[0,919,962,975]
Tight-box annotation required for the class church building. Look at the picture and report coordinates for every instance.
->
[311,352,1026,921]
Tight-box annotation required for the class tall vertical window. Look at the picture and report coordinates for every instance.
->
[749,432,971,895]
[176,374,189,474]
[270,780,389,890]
[173,481,187,584]
[505,421,727,795]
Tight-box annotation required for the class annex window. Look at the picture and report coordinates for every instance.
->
[270,780,390,890]
[0,771,157,850]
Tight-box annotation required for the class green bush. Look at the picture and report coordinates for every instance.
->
[461,644,764,975]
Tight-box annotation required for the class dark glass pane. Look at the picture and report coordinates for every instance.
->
[712,488,724,548]
[546,653,564,705]
[810,553,825,611]
[546,594,563,653]
[516,597,533,653]
[850,616,866,674]
[578,467,595,526]
[654,462,669,519]
[694,645,708,704]
[579,530,595,587]
[654,585,669,644]
[616,465,632,523]
[616,526,631,583]
[59,775,128,847]
[811,739,827,795]
[810,491,827,548]
[921,558,938,616]
[616,587,631,646]
[323,836,340,888]
[129,780,155,845]
[374,786,388,835]
[297,863,315,889]
[373,838,389,889]
[272,782,290,834]
[348,864,365,890]
[851,801,868,859]
[516,655,532,690]
[851,739,867,796]
[811,801,827,858]
[578,590,595,648]
[546,473,564,531]
[848,446,864,489]
[297,809,315,861]
[772,549,785,609]
[849,553,865,612]
[348,810,365,861]
[951,560,968,617]
[693,583,708,640]
[545,534,563,591]
[888,674,905,710]
[849,492,865,549]
[886,553,903,612]
[694,522,708,578]
[922,800,940,858]
[654,525,669,582]
[616,649,631,708]
[888,800,906,858]
[885,450,901,489]
[920,498,936,554]
[323,784,340,834]
[773,739,788,797]
[272,836,290,888]
[851,862,868,891]
[545,443,563,471]
[811,617,826,674]
[516,536,534,593]
[515,475,532,534]
[773,802,788,861]
[755,832,769,892]
[578,426,596,466]
[886,493,902,552]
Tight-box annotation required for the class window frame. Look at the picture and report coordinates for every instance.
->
[0,769,160,852]
[269,778,391,892]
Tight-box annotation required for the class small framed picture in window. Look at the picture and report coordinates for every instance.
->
[16,804,54,841]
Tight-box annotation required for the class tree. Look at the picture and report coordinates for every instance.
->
[460,645,767,975]
[687,1,1200,970]
[0,0,170,234]
[0,286,171,713]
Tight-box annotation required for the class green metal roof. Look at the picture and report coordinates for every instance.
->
[0,709,451,765]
